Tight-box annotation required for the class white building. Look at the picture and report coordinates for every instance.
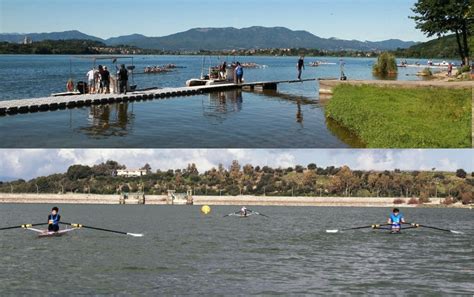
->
[116,169,148,177]
[22,36,32,45]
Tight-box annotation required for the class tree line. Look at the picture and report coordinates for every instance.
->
[0,40,163,55]
[0,160,472,204]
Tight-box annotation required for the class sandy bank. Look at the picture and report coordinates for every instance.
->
[0,193,470,208]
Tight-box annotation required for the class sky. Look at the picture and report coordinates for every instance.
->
[0,149,472,180]
[0,0,428,41]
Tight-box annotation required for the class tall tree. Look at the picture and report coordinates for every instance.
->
[411,0,473,65]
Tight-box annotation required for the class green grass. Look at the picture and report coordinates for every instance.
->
[325,85,472,148]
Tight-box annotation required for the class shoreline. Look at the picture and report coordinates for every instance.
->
[0,193,470,208]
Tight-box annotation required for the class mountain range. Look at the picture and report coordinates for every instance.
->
[0,27,417,51]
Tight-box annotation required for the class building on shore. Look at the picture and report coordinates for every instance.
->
[21,36,32,45]
[167,190,193,205]
[115,169,149,177]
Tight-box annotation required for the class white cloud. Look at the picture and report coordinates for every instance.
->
[438,158,459,171]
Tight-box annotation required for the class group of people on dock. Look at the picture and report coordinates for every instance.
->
[86,64,129,94]
[217,61,244,84]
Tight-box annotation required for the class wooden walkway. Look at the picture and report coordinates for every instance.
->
[0,78,317,116]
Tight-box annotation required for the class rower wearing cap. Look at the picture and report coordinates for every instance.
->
[388,208,405,233]
[48,207,61,232]
[240,206,248,217]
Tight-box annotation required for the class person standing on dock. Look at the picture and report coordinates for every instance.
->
[297,56,305,80]
[220,61,227,80]
[97,65,104,94]
[235,62,244,84]
[102,66,111,94]
[118,64,129,94]
[87,67,96,94]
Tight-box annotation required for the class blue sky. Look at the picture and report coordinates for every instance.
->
[0,0,428,41]
[0,149,472,180]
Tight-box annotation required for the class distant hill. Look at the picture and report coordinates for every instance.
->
[105,26,417,51]
[105,34,147,46]
[0,27,416,51]
[393,34,474,59]
[0,30,104,43]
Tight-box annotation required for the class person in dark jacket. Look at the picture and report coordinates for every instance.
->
[118,64,129,94]
[48,207,61,232]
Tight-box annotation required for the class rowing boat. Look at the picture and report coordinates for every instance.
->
[1,222,143,237]
[25,227,77,238]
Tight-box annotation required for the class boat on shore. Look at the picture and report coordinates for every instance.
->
[397,60,454,69]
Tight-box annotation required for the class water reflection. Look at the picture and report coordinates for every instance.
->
[77,103,135,138]
[296,101,304,125]
[251,90,320,126]
[202,90,243,123]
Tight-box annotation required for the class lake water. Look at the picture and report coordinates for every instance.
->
[0,205,472,295]
[0,55,437,148]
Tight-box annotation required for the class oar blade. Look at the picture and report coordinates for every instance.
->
[127,233,144,237]
[326,230,339,233]
[450,230,463,235]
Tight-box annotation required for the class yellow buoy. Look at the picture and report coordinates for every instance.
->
[201,205,211,215]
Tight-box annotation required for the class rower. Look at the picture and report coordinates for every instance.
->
[48,207,61,232]
[240,206,248,217]
[388,208,405,233]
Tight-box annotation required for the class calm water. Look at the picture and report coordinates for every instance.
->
[0,55,434,148]
[0,205,472,295]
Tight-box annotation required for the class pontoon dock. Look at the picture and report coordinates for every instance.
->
[0,78,318,116]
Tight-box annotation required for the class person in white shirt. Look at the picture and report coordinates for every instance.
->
[87,67,96,94]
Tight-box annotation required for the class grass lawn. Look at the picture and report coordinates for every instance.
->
[325,85,472,148]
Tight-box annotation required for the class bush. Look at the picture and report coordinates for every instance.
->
[458,65,471,73]
[442,197,455,205]
[419,68,433,77]
[393,198,405,204]
[419,190,432,203]
[373,52,398,76]
[456,169,467,179]
[408,197,419,205]
[461,192,472,205]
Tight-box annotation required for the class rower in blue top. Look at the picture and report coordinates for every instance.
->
[48,207,61,232]
[388,208,405,233]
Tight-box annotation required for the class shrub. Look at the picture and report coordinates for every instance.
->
[442,197,454,205]
[456,169,467,179]
[408,197,419,205]
[393,198,405,204]
[458,65,471,73]
[373,52,398,76]
[418,197,431,204]
[461,192,472,205]
[419,68,433,77]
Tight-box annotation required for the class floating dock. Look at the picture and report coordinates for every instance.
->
[0,79,317,116]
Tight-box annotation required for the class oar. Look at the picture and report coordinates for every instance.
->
[0,223,48,231]
[223,212,240,218]
[248,210,269,218]
[405,223,463,234]
[326,224,391,233]
[61,222,143,237]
